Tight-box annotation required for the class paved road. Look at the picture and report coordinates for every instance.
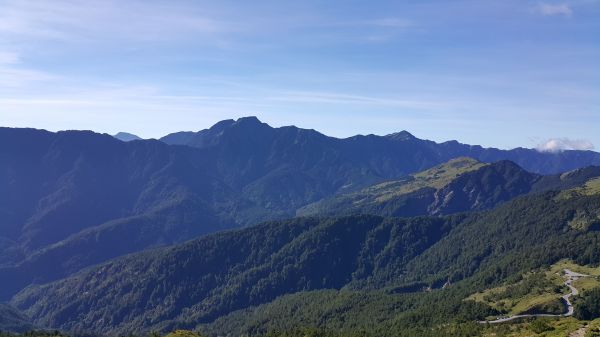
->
[478,269,588,324]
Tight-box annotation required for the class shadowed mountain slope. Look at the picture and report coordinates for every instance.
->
[0,128,243,299]
[12,188,600,335]
[0,303,34,333]
[2,118,600,302]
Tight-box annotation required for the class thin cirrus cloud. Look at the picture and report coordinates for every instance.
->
[0,0,599,149]
[537,3,573,16]
[0,51,19,64]
[0,0,418,46]
[0,0,239,43]
[330,18,414,29]
[368,18,413,28]
[265,91,449,110]
[537,138,595,152]
[0,50,56,87]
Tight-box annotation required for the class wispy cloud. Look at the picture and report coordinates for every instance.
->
[0,0,238,43]
[536,138,594,152]
[0,50,56,87]
[266,90,448,110]
[0,51,19,64]
[323,17,415,31]
[537,3,573,16]
[0,67,56,87]
[365,18,414,28]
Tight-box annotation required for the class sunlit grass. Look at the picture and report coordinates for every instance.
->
[369,157,486,203]
[470,260,600,318]
[556,177,600,201]
[481,317,583,337]
[551,260,600,277]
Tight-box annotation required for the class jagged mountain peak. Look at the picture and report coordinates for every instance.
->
[113,132,142,142]
[386,130,417,141]
[234,116,263,125]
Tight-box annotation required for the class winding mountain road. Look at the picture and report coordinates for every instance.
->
[478,269,588,324]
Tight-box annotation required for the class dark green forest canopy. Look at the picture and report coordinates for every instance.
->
[10,190,600,336]
[575,287,600,320]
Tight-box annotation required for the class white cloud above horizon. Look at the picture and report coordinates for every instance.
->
[536,138,595,152]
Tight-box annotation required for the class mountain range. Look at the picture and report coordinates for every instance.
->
[2,117,600,335]
[160,117,600,176]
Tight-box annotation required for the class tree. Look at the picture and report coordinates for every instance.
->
[529,318,553,334]
[574,287,600,320]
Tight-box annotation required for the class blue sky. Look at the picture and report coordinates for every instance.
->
[0,0,599,150]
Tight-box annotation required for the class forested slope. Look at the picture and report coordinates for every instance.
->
[12,190,600,335]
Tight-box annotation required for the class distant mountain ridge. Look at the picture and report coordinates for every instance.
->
[160,116,600,175]
[2,118,600,302]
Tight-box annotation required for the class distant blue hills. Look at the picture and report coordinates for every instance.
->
[2,117,600,334]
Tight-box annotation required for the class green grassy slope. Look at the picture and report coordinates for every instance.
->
[298,158,542,218]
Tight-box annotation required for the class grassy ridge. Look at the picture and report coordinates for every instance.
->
[298,157,487,215]
[466,260,600,316]
[370,157,487,202]
[298,158,541,218]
